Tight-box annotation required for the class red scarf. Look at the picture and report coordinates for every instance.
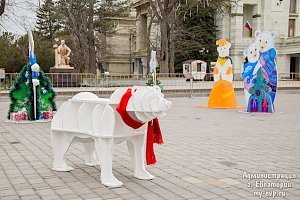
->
[116,88,164,165]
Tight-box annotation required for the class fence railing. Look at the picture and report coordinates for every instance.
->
[1,72,300,97]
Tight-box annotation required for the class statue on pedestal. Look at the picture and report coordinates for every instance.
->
[53,40,73,69]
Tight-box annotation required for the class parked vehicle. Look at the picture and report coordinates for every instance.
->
[183,60,207,81]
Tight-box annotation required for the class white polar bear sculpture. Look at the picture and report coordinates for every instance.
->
[51,86,172,187]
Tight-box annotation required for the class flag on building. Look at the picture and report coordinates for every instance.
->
[245,20,252,30]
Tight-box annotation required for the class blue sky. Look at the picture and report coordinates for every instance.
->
[0,0,40,36]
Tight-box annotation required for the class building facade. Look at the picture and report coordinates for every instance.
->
[97,11,136,74]
[97,0,160,76]
[99,0,300,77]
[217,0,300,76]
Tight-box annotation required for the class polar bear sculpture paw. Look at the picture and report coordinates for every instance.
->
[85,161,100,167]
[52,166,74,172]
[134,170,155,180]
[101,177,123,188]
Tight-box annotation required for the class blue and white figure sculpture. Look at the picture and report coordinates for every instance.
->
[255,30,278,103]
[242,41,261,107]
[242,30,278,113]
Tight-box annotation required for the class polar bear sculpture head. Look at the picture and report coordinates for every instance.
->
[255,30,276,53]
[216,38,231,58]
[111,86,172,123]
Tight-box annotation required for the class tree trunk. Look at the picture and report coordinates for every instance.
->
[88,0,96,74]
[0,0,5,16]
[160,21,169,73]
[169,43,175,74]
[71,31,86,72]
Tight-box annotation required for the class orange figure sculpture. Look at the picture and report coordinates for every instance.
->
[208,39,237,108]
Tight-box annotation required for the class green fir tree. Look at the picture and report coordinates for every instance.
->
[174,6,218,72]
[8,64,57,121]
[36,0,61,40]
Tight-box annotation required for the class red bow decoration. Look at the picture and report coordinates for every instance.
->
[116,88,164,165]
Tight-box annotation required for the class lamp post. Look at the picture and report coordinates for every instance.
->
[129,30,135,75]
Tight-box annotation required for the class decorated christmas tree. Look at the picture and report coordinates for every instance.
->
[247,68,273,113]
[8,30,57,122]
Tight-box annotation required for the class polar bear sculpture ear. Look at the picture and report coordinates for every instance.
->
[153,85,161,93]
[270,31,277,39]
[131,86,138,95]
[255,30,261,38]
[109,87,130,104]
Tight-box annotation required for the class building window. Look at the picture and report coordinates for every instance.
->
[290,0,296,13]
[197,63,201,72]
[243,4,254,37]
[288,19,295,37]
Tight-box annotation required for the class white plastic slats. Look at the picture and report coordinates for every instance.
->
[62,101,80,130]
[78,103,95,133]
[92,104,107,136]
[51,101,69,129]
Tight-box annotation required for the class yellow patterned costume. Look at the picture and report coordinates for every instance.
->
[208,39,237,108]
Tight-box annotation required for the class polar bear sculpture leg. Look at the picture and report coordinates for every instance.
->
[51,132,74,171]
[94,138,123,187]
[127,135,154,180]
[83,142,99,166]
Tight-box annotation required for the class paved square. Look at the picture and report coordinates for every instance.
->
[0,93,299,200]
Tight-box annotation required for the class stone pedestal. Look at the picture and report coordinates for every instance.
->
[49,67,79,87]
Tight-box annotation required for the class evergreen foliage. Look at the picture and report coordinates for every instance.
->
[174,6,218,72]
[8,63,57,120]
[0,33,27,72]
[36,0,61,40]
[8,64,34,119]
[0,32,55,73]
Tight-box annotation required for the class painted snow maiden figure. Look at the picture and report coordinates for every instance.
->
[208,38,237,108]
[247,68,273,113]
[242,41,261,107]
[255,30,278,104]
[8,30,57,122]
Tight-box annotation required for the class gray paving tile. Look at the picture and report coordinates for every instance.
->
[0,94,299,200]
[16,188,36,196]
[20,195,41,200]
[0,189,18,197]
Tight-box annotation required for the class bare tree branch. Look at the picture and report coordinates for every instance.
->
[0,0,5,16]
[149,0,162,20]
